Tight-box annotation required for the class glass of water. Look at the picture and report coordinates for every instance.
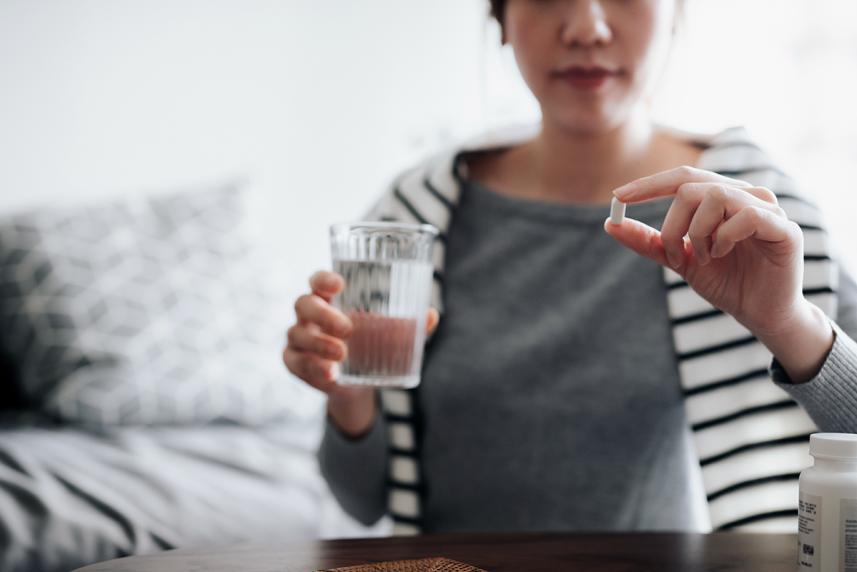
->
[330,221,438,389]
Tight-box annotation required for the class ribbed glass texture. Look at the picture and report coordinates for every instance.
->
[330,222,437,388]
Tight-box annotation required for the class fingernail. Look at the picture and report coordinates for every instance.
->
[330,274,344,291]
[696,247,710,266]
[326,344,343,361]
[328,362,340,381]
[711,241,725,258]
[668,252,683,270]
[613,186,634,199]
[337,320,352,337]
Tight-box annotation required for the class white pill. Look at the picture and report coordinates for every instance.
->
[610,197,626,225]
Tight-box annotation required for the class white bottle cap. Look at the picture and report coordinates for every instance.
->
[809,433,857,460]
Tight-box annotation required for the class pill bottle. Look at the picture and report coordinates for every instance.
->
[798,433,857,571]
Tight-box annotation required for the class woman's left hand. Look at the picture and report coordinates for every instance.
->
[604,166,834,382]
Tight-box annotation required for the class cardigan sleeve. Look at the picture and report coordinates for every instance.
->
[317,411,389,526]
[772,265,857,432]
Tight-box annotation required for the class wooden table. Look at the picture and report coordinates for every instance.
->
[75,532,799,571]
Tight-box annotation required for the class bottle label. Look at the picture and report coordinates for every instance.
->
[843,499,857,572]
[800,491,822,569]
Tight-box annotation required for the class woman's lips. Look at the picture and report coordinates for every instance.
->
[553,66,618,91]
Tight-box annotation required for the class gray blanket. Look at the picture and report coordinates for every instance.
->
[0,416,326,572]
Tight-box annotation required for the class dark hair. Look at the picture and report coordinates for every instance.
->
[489,0,505,26]
[488,0,685,31]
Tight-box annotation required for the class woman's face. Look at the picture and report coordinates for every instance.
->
[504,0,677,134]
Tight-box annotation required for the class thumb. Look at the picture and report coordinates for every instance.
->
[426,308,440,335]
[603,217,671,269]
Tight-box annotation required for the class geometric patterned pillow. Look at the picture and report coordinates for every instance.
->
[0,183,297,427]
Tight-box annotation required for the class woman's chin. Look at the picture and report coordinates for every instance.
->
[546,112,627,137]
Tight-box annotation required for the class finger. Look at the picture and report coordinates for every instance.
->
[294,294,353,337]
[661,183,782,268]
[687,186,785,265]
[613,166,752,203]
[286,324,347,361]
[603,217,671,269]
[710,206,801,259]
[426,308,440,335]
[282,347,339,393]
[685,191,725,266]
[309,271,345,302]
[328,383,375,400]
[660,182,707,269]
[744,186,779,205]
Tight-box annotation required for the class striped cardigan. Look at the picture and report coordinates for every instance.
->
[365,126,837,534]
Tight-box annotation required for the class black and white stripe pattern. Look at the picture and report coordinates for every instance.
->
[365,126,836,534]
[667,130,836,531]
[365,149,463,535]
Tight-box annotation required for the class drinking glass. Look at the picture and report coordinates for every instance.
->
[329,221,438,388]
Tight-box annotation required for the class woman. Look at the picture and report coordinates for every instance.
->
[284,0,857,534]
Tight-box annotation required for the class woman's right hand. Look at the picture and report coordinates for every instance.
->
[283,270,441,438]
[284,270,377,438]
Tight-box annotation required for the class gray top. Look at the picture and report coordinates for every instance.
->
[319,178,857,532]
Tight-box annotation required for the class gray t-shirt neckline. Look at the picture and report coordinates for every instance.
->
[462,176,672,226]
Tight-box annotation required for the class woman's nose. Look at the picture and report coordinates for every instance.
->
[560,0,612,47]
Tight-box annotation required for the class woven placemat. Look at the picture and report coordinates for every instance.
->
[317,557,487,572]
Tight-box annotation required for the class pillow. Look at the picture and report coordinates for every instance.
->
[0,183,296,427]
[0,348,24,412]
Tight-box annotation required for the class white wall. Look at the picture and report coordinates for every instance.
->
[0,0,507,308]
[656,0,857,274]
